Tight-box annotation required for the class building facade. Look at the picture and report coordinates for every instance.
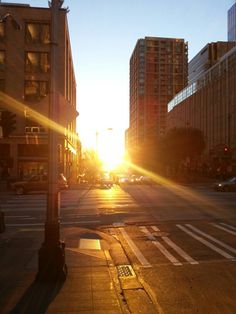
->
[127,37,188,158]
[0,2,79,181]
[188,42,235,85]
[168,46,236,165]
[228,2,236,42]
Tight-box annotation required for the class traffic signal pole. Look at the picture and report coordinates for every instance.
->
[37,0,67,281]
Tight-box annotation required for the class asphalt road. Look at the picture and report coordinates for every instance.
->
[1,182,236,313]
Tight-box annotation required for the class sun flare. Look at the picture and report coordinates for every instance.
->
[97,130,125,170]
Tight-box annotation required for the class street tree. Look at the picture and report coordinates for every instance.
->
[159,127,206,171]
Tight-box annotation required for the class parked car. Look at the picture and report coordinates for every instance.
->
[11,173,68,195]
[213,176,236,192]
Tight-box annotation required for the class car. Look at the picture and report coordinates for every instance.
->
[129,175,141,184]
[11,173,68,195]
[118,176,130,184]
[139,176,154,185]
[213,176,236,192]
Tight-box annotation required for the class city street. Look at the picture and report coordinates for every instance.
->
[1,182,236,313]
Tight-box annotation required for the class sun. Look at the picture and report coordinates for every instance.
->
[97,130,124,171]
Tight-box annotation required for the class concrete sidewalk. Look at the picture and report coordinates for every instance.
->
[0,225,157,314]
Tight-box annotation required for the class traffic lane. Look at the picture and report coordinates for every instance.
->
[121,184,236,221]
[140,260,236,314]
[115,223,236,313]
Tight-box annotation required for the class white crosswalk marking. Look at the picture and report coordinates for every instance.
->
[119,228,151,268]
[212,223,236,236]
[162,237,199,265]
[177,224,235,260]
[186,224,236,254]
[220,223,236,231]
[150,226,198,265]
[140,226,182,266]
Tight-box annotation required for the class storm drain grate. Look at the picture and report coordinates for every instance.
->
[117,265,135,278]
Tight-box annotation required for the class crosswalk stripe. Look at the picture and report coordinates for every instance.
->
[177,224,235,260]
[150,226,198,265]
[119,228,151,268]
[220,223,236,231]
[151,226,160,231]
[186,224,236,254]
[140,226,182,266]
[162,237,199,265]
[212,223,236,236]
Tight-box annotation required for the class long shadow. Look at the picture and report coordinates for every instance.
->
[10,278,64,314]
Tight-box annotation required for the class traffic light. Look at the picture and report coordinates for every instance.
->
[0,110,16,138]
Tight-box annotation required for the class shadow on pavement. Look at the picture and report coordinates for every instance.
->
[9,279,64,314]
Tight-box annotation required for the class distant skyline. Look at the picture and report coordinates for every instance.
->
[2,0,235,149]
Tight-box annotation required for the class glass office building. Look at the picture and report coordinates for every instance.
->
[228,2,236,41]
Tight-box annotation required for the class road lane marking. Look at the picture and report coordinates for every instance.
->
[186,224,236,254]
[151,226,160,231]
[150,226,198,265]
[220,223,236,231]
[139,226,182,266]
[212,223,236,236]
[162,237,199,265]
[177,225,235,260]
[119,228,151,268]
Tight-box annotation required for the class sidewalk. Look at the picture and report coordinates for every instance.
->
[0,225,157,314]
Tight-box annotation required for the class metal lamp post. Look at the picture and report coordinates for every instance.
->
[37,0,67,281]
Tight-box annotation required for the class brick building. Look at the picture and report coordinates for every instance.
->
[127,37,188,160]
[0,2,80,181]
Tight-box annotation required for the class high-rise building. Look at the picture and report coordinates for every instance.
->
[128,37,188,156]
[188,42,235,84]
[228,2,236,41]
[0,2,79,180]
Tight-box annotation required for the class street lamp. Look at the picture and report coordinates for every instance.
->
[37,0,67,281]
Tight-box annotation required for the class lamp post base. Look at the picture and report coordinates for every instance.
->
[36,224,67,282]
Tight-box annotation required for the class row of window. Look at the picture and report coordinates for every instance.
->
[0,50,50,73]
[0,79,48,101]
[0,22,50,44]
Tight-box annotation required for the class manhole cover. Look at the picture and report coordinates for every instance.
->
[117,265,135,278]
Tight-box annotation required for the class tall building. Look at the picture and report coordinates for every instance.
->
[228,1,236,41]
[188,42,235,84]
[128,37,188,158]
[0,2,79,180]
[168,45,236,166]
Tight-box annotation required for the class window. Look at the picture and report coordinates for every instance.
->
[25,52,50,73]
[25,23,50,44]
[25,81,49,102]
[0,51,5,71]
[0,23,5,41]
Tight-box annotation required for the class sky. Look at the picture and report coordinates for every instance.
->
[2,0,235,150]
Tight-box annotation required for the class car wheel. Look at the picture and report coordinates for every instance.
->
[15,186,25,195]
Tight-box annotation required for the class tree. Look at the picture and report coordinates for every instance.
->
[159,127,206,170]
[81,149,102,183]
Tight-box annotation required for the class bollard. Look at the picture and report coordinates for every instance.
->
[0,211,6,233]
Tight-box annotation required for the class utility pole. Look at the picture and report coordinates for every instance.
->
[37,0,67,281]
